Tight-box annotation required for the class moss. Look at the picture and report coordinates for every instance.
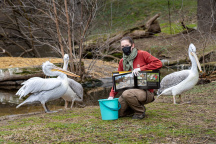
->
[81,78,103,88]
[161,23,186,34]
[14,70,40,75]
[85,52,93,59]
[112,52,123,58]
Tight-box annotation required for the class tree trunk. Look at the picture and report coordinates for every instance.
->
[197,0,216,33]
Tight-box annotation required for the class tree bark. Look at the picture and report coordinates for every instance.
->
[197,0,216,33]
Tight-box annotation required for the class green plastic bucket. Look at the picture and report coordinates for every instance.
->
[98,98,121,120]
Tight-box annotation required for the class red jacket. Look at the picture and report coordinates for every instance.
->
[109,50,163,97]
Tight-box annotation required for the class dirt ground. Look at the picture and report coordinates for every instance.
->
[134,31,216,61]
[0,57,63,69]
[83,59,118,78]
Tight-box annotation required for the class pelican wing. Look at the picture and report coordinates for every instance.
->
[158,70,190,94]
[68,78,83,99]
[16,77,62,99]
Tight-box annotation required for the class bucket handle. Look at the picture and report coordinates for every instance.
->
[100,101,121,111]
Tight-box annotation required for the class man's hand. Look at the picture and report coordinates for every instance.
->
[132,68,141,76]
[108,97,114,100]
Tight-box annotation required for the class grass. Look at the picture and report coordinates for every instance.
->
[92,0,197,36]
[0,82,216,143]
[160,23,197,34]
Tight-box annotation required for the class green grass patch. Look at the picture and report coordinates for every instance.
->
[205,129,216,135]
[50,114,79,120]
[160,23,197,34]
[0,105,215,143]
[93,0,197,35]
[0,131,13,136]
[45,122,81,130]
[1,121,32,129]
[0,83,216,143]
[20,116,44,123]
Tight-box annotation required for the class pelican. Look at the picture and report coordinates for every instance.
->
[16,61,80,113]
[61,54,83,109]
[157,43,202,104]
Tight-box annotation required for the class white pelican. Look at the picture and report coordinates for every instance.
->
[61,54,83,109]
[157,43,202,104]
[16,61,80,113]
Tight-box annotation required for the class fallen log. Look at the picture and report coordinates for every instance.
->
[83,14,161,61]
[105,13,161,46]
[0,63,62,82]
[84,13,161,57]
[0,66,45,82]
[199,50,216,63]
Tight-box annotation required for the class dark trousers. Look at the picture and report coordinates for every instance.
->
[118,89,154,117]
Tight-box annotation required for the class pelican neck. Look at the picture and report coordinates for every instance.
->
[189,52,198,72]
[63,61,69,70]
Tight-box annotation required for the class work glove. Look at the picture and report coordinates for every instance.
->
[132,68,141,76]
[108,97,114,100]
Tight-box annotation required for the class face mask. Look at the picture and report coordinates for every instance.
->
[122,46,131,55]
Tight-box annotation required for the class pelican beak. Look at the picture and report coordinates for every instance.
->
[52,66,80,77]
[191,52,203,73]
